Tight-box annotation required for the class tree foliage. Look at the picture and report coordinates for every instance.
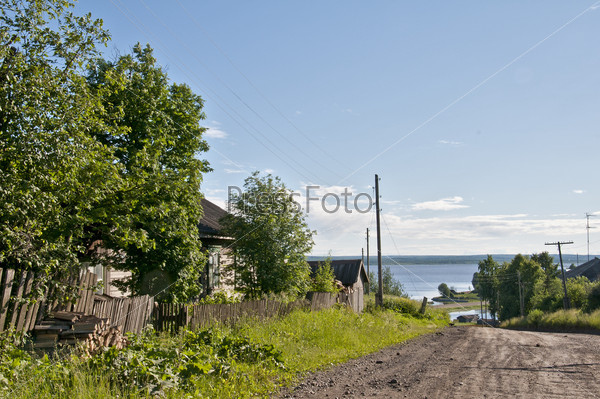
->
[0,0,113,294]
[437,283,452,298]
[0,0,210,302]
[222,172,314,298]
[86,44,210,301]
[311,256,337,293]
[369,266,406,297]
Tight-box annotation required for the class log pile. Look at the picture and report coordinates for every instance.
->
[32,311,128,353]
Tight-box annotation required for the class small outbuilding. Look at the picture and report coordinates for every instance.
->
[308,258,369,313]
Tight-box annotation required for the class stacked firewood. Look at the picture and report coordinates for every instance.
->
[32,311,128,353]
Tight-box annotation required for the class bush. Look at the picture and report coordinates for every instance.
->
[501,308,600,331]
[527,309,544,328]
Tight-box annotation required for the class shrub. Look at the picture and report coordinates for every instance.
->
[527,309,544,328]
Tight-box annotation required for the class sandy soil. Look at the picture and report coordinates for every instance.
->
[277,326,600,398]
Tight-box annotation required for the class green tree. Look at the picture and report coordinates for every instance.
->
[0,0,212,302]
[222,172,314,298]
[497,254,544,320]
[476,255,500,318]
[311,256,337,293]
[531,252,559,293]
[369,266,406,297]
[438,283,452,298]
[0,0,115,297]
[86,44,211,302]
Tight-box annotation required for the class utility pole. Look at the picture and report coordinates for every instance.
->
[375,174,383,307]
[517,271,524,317]
[586,213,596,263]
[546,241,573,310]
[366,228,370,294]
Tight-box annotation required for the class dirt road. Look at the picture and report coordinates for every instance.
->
[279,326,600,398]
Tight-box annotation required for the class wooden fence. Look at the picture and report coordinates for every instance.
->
[0,267,153,335]
[153,298,309,333]
[0,267,98,333]
[1,266,359,336]
[92,295,154,334]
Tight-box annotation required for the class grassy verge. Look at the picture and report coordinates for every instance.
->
[501,309,600,332]
[3,301,448,399]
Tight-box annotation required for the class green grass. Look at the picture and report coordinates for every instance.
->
[501,308,600,331]
[3,302,449,399]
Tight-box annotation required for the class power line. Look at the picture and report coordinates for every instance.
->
[173,0,352,174]
[107,0,325,184]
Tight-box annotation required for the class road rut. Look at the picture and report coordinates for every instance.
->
[278,326,600,398]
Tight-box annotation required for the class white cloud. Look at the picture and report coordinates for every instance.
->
[438,139,463,146]
[412,196,469,211]
[205,126,228,139]
[224,168,245,174]
[308,211,587,256]
[264,168,275,174]
[573,189,585,194]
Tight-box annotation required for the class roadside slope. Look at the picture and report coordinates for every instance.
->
[278,326,600,398]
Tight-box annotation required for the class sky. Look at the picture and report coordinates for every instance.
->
[76,1,600,258]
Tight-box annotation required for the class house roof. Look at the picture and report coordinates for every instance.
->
[308,259,369,286]
[198,198,229,236]
[564,257,600,281]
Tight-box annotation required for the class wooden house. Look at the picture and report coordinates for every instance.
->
[564,257,600,282]
[96,198,235,298]
[308,258,369,313]
[197,198,235,296]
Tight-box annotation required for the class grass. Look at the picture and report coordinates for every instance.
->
[501,308,600,331]
[3,301,449,398]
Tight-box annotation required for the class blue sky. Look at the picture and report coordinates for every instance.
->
[77,1,600,257]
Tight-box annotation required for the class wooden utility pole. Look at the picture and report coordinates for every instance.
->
[375,174,383,307]
[366,228,370,294]
[546,241,573,310]
[517,271,524,317]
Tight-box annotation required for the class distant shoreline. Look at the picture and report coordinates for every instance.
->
[307,254,589,265]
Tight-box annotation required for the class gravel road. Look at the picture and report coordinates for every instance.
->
[278,326,600,398]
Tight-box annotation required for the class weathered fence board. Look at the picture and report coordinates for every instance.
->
[0,269,15,332]
[153,297,312,333]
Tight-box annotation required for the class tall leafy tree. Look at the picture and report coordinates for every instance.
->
[497,254,544,320]
[86,44,211,301]
[0,0,114,295]
[0,0,212,302]
[531,252,559,292]
[475,255,500,317]
[222,172,314,298]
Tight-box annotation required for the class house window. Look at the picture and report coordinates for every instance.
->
[85,262,104,295]
[207,246,221,290]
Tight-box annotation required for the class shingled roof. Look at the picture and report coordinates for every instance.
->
[565,257,600,282]
[198,198,229,236]
[308,259,369,286]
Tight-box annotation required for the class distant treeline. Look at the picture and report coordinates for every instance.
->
[308,254,595,266]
